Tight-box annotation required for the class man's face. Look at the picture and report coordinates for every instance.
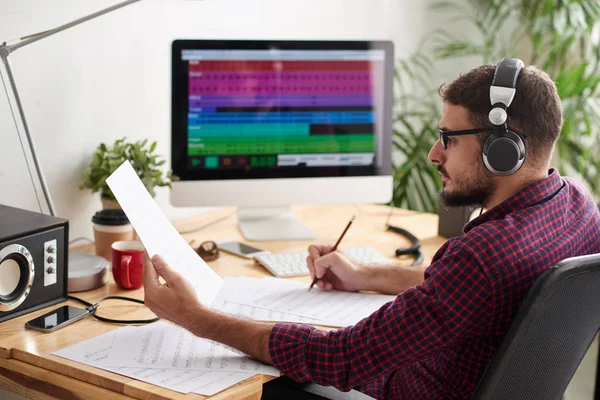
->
[428,103,496,208]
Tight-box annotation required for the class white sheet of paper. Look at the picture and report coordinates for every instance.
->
[222,277,396,326]
[192,371,257,396]
[212,277,344,327]
[102,322,279,377]
[52,329,255,395]
[105,161,223,305]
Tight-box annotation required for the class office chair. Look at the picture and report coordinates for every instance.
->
[471,253,600,400]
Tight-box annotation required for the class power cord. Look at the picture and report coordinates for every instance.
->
[69,236,95,247]
[68,209,237,246]
[385,200,424,266]
[386,224,424,265]
[177,210,237,235]
[68,295,159,324]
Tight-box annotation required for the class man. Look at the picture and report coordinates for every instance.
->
[143,60,600,399]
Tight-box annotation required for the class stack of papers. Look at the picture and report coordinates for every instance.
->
[54,321,278,395]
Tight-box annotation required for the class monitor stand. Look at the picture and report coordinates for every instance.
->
[237,206,317,241]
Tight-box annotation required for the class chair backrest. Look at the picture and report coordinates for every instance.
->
[471,253,600,400]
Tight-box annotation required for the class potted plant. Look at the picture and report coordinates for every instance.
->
[79,137,171,209]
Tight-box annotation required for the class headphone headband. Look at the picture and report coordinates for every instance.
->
[489,58,524,125]
[482,58,526,176]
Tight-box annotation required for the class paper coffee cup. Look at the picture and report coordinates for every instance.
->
[92,209,135,262]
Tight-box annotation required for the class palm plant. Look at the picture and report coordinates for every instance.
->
[392,0,600,212]
[392,52,443,212]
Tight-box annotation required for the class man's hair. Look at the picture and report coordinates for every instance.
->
[438,64,563,167]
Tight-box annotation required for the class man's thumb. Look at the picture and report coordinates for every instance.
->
[151,255,180,285]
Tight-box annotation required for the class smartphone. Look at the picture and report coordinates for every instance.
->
[25,305,91,333]
[218,241,270,259]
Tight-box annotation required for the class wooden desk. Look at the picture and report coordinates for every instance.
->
[0,204,446,400]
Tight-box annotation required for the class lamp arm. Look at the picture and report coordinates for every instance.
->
[0,0,142,217]
[3,0,142,54]
[0,54,56,216]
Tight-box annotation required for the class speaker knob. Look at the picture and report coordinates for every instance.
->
[47,267,56,274]
[47,246,56,254]
[47,256,56,264]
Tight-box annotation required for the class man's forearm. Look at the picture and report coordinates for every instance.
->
[187,309,275,364]
[360,264,426,294]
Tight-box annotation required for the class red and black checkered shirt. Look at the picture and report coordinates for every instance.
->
[268,169,600,399]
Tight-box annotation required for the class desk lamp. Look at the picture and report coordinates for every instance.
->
[0,0,143,290]
[0,0,142,217]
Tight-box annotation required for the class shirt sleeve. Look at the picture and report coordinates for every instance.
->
[268,245,493,391]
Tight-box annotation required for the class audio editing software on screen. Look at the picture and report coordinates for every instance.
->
[181,49,384,171]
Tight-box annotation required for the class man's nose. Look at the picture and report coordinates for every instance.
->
[428,139,444,166]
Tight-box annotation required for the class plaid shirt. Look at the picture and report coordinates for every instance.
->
[268,169,600,400]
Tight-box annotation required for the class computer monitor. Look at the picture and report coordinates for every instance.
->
[170,39,394,240]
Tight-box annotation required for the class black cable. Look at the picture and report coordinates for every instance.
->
[386,224,424,266]
[68,295,159,325]
[384,200,424,266]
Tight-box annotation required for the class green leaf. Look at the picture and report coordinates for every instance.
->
[79,137,170,198]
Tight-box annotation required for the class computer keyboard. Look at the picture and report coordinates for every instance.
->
[254,246,391,278]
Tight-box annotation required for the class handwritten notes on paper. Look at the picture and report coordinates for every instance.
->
[105,161,222,305]
[102,321,279,376]
[219,277,396,326]
[54,276,396,394]
[53,328,256,395]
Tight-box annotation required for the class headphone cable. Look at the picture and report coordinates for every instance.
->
[68,295,159,325]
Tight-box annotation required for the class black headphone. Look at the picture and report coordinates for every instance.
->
[482,58,526,176]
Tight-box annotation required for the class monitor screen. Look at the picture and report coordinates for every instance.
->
[171,40,393,182]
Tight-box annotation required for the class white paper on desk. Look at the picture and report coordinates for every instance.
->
[211,277,344,328]
[106,161,223,305]
[52,329,255,395]
[212,277,344,327]
[224,277,396,326]
[103,322,280,377]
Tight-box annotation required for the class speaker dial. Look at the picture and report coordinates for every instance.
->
[0,244,35,312]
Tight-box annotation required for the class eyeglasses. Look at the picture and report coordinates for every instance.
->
[190,240,220,262]
[438,128,492,150]
[438,127,526,150]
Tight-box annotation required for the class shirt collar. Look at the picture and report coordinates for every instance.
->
[463,168,564,233]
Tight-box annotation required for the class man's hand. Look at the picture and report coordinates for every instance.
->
[143,254,274,364]
[143,254,204,331]
[306,245,368,292]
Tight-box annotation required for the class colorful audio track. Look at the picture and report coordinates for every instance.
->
[186,59,377,167]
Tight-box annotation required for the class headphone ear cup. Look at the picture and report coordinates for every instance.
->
[482,130,525,176]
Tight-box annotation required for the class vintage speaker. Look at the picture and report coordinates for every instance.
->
[0,205,69,323]
[437,197,478,239]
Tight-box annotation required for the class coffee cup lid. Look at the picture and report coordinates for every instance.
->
[92,209,130,226]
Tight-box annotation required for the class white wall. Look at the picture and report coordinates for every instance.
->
[0,0,435,241]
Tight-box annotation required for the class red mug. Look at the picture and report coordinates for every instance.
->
[111,240,145,290]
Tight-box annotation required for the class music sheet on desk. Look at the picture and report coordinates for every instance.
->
[101,321,280,377]
[222,277,397,326]
[211,277,344,328]
[53,328,255,395]
[106,161,223,305]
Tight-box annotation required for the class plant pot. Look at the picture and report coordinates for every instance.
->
[101,198,121,210]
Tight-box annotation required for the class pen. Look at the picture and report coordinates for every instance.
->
[308,215,355,292]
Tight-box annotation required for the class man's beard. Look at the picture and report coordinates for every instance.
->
[439,164,496,208]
